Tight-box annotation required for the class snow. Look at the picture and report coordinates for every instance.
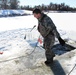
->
[0,10,76,75]
[0,10,32,16]
[0,15,37,32]
[47,13,76,32]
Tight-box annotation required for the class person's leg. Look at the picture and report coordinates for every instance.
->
[43,34,55,65]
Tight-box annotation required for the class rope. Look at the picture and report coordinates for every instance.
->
[0,36,40,63]
[0,45,37,63]
[25,41,38,56]
[68,64,76,75]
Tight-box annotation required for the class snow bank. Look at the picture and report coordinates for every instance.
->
[0,10,32,16]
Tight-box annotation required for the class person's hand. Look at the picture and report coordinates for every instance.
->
[58,37,65,46]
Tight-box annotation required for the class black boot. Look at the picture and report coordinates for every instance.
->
[45,54,55,66]
[45,58,53,66]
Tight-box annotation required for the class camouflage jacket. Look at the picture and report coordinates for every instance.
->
[38,13,60,38]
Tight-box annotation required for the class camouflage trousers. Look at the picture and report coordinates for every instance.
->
[43,33,55,61]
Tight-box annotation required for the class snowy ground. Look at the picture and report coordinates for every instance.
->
[0,11,76,75]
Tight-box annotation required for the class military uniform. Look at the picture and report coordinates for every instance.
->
[38,13,60,62]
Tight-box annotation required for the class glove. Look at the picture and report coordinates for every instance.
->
[58,37,65,46]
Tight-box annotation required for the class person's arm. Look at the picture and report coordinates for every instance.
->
[44,17,60,38]
[52,28,65,46]
[44,16,65,46]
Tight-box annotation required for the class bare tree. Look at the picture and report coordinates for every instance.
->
[9,0,20,9]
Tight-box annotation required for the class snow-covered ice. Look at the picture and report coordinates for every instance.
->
[0,10,76,75]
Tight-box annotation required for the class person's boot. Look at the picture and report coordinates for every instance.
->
[45,58,53,66]
[45,55,55,66]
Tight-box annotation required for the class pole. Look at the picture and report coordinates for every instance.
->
[24,25,36,39]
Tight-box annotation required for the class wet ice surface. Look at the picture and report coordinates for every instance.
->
[0,28,76,75]
[51,43,76,55]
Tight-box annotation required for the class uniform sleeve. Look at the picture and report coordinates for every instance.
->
[44,17,55,31]
[44,16,60,38]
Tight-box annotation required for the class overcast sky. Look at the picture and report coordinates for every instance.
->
[19,0,76,7]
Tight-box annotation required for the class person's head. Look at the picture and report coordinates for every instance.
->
[33,8,42,19]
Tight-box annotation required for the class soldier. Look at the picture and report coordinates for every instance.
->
[33,8,65,65]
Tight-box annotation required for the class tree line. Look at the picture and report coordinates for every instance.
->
[1,0,76,11]
[0,0,19,9]
[21,3,76,11]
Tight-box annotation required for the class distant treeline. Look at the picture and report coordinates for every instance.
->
[0,0,76,12]
[20,3,76,11]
